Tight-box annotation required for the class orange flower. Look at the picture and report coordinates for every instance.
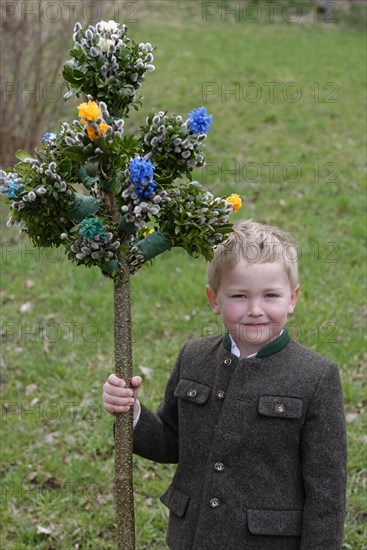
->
[225,194,242,213]
[78,101,102,124]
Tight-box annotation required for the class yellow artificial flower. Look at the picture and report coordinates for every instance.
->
[98,122,109,136]
[85,122,110,141]
[86,125,98,141]
[225,194,242,213]
[143,227,155,236]
[78,101,102,124]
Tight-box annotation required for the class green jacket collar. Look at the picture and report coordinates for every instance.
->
[223,328,291,359]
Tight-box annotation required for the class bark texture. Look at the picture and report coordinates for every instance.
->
[114,257,135,550]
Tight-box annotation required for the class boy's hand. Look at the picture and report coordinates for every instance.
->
[103,374,142,418]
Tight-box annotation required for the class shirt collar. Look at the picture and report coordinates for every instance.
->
[229,334,257,358]
[225,328,290,359]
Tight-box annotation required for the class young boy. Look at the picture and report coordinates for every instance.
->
[103,220,347,550]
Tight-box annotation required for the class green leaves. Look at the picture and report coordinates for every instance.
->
[15,150,33,162]
[64,145,96,168]
[10,190,74,248]
[139,111,207,187]
[14,161,33,180]
[85,161,99,177]
[58,158,72,177]
[4,22,236,282]
[64,146,85,162]
[117,85,135,100]
[63,25,155,118]
[155,181,233,261]
[62,62,87,85]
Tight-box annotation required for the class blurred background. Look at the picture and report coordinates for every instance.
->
[1,1,366,548]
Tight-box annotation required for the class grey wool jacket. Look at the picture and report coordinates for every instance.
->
[132,329,347,550]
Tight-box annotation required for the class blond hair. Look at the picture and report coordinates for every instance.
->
[207,220,299,293]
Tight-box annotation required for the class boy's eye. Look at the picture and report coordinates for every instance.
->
[265,293,278,298]
[232,294,246,299]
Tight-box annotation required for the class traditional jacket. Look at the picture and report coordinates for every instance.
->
[133,329,347,550]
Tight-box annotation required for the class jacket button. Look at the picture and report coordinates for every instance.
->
[275,403,285,414]
[216,390,225,399]
[223,358,232,366]
[187,389,197,398]
[210,497,220,508]
[214,462,224,472]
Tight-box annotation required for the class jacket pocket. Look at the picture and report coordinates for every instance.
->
[160,485,190,518]
[258,395,303,419]
[174,378,211,405]
[247,509,302,536]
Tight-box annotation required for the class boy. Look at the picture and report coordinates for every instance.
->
[103,220,347,549]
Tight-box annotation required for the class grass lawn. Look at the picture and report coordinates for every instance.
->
[1,2,366,548]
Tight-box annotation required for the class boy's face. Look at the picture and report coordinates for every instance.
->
[206,260,300,357]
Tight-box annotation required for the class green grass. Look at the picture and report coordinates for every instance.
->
[1,3,366,548]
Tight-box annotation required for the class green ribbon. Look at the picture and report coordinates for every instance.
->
[102,259,119,275]
[68,193,100,222]
[136,231,171,260]
[119,216,136,234]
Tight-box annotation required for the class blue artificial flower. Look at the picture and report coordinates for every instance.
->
[0,171,23,198]
[42,132,57,142]
[79,217,106,241]
[135,181,157,199]
[187,107,213,134]
[129,157,154,184]
[7,179,22,198]
[129,157,157,199]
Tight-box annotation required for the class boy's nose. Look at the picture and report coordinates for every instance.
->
[247,301,263,316]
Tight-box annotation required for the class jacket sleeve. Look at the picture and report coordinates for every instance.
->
[300,362,347,549]
[132,343,186,464]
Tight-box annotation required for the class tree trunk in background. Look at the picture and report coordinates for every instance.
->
[114,259,136,550]
[314,0,336,21]
[0,0,108,167]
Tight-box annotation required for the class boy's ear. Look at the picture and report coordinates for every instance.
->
[288,284,300,315]
[206,285,220,314]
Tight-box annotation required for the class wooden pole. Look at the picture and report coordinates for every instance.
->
[113,255,135,550]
